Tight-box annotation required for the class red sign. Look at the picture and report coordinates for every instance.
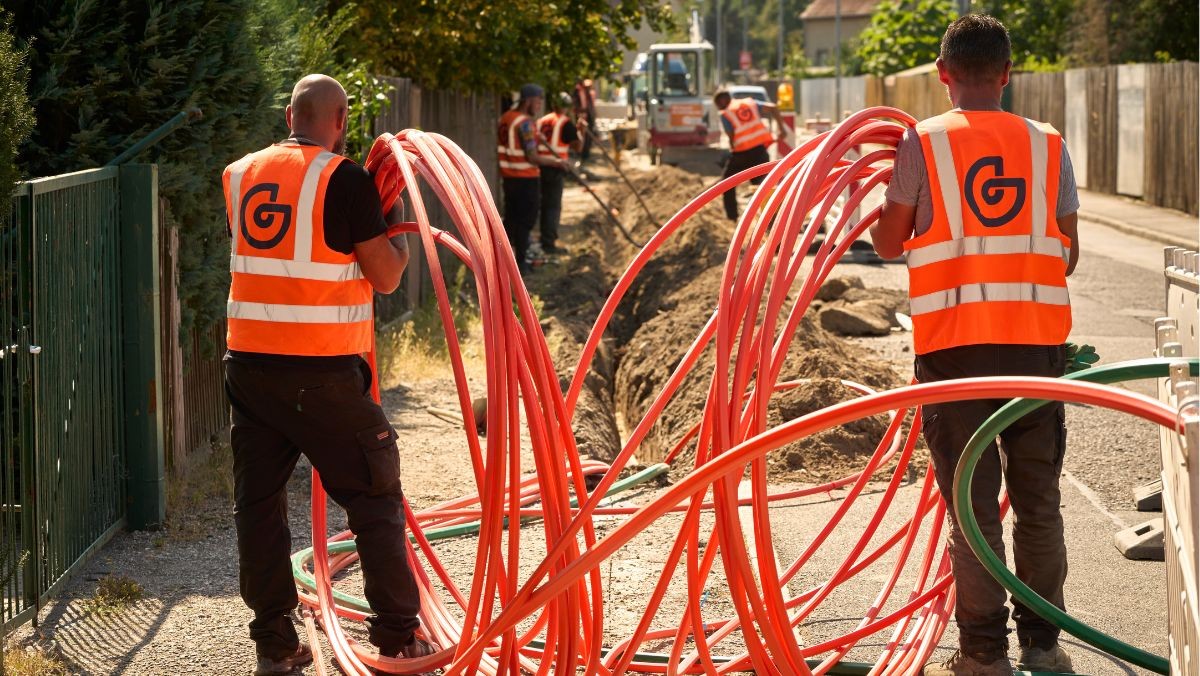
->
[739,50,752,70]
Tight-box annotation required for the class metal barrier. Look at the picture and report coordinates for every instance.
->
[2,165,164,633]
[1156,246,1199,674]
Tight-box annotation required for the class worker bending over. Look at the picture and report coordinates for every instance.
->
[714,88,786,221]
[869,15,1080,676]
[498,83,570,274]
[536,92,585,254]
[222,74,437,675]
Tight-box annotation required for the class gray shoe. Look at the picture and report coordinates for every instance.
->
[254,643,313,675]
[924,649,1014,676]
[1017,644,1074,673]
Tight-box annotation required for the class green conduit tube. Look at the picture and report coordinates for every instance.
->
[953,357,1199,675]
[291,462,670,612]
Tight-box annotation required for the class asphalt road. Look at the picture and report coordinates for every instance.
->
[814,217,1179,675]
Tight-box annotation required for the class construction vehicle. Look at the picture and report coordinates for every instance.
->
[626,12,722,169]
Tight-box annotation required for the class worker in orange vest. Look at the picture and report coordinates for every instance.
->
[869,16,1080,676]
[535,92,585,254]
[498,83,570,274]
[573,78,597,161]
[713,88,787,221]
[222,75,438,675]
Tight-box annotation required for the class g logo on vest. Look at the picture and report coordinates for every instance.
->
[963,156,1026,228]
[240,183,292,250]
[736,105,754,122]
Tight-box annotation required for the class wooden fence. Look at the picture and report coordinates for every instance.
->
[1085,66,1119,196]
[1009,70,1066,135]
[872,68,949,122]
[158,211,228,475]
[372,77,499,323]
[1145,62,1199,214]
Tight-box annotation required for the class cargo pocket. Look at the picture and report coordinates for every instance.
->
[1053,404,1068,470]
[356,423,402,496]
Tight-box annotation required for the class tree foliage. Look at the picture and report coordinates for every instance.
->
[0,13,33,194]
[854,0,957,76]
[13,0,284,335]
[11,1,395,336]
[338,0,676,93]
[974,0,1074,69]
[1068,0,1198,66]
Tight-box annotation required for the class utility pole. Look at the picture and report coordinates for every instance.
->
[716,0,724,84]
[958,0,971,15]
[741,0,748,81]
[777,0,785,73]
[834,0,841,120]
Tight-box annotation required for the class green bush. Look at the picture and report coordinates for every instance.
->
[0,13,33,194]
[13,0,285,336]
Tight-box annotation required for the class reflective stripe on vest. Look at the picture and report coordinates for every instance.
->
[903,111,1071,354]
[722,98,772,152]
[227,300,373,323]
[498,110,538,178]
[910,282,1070,316]
[224,144,374,356]
[537,112,569,161]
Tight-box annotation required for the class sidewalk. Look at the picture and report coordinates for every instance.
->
[1078,189,1198,250]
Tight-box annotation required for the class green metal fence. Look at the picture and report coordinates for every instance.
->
[2,165,165,633]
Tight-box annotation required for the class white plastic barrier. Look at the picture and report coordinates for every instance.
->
[1156,246,1199,675]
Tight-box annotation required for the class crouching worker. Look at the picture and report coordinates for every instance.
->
[869,15,1081,676]
[222,74,438,675]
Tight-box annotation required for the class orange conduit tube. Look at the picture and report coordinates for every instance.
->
[291,109,1163,675]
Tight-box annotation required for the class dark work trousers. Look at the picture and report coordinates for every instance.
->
[503,176,540,274]
[721,144,771,220]
[915,343,1068,657]
[224,358,421,659]
[539,167,566,249]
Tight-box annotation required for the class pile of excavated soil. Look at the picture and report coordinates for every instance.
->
[533,163,917,482]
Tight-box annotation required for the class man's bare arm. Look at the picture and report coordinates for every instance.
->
[1058,211,1080,276]
[355,204,410,293]
[525,144,569,170]
[870,199,917,260]
[761,101,786,137]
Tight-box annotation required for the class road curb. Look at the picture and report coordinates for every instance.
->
[1079,210,1198,250]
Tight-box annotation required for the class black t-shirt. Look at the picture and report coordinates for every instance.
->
[227,139,388,369]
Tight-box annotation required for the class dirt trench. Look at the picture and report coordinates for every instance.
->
[530,163,913,483]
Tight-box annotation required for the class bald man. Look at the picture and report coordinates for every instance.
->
[222,74,437,675]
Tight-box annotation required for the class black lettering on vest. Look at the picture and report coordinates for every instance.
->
[240,183,292,250]
[963,156,1026,228]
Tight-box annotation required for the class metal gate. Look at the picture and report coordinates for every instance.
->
[2,165,164,632]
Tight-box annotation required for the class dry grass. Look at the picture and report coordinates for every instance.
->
[165,441,234,540]
[82,574,143,617]
[1,642,71,676]
[377,266,485,387]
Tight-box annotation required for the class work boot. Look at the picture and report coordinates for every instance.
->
[397,635,440,658]
[373,636,441,675]
[923,649,1012,676]
[1017,644,1074,673]
[254,643,313,675]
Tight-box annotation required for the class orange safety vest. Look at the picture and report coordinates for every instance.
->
[498,110,539,178]
[537,112,570,161]
[903,111,1072,355]
[721,98,773,152]
[223,143,374,356]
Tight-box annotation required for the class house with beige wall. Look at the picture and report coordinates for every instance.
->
[800,0,882,67]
